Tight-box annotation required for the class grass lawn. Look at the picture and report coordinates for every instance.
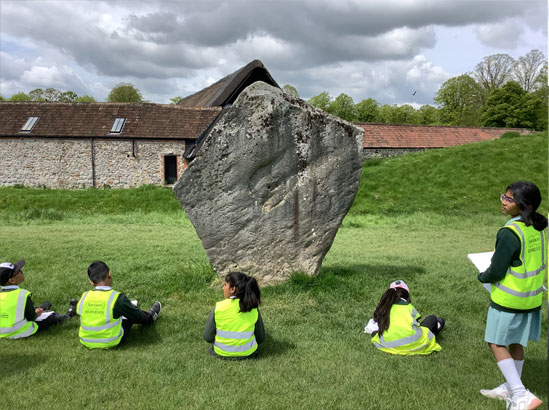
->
[0,133,547,410]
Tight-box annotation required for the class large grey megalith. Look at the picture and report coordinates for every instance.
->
[174,81,363,283]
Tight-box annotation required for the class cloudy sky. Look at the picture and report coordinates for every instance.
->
[0,0,546,106]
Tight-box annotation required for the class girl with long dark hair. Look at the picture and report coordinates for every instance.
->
[370,280,445,355]
[203,272,265,359]
[478,181,546,410]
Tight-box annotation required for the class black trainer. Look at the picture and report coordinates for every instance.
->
[149,301,161,322]
[66,298,78,317]
[437,317,445,333]
[38,301,52,311]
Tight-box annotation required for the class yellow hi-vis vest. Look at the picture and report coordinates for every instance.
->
[213,298,258,357]
[491,222,546,310]
[0,288,38,339]
[371,303,441,355]
[77,289,123,349]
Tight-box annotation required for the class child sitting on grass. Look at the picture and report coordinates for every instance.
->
[77,260,161,349]
[0,259,76,339]
[203,272,265,359]
[367,280,445,355]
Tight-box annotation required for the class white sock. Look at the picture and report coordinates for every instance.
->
[514,359,524,378]
[497,358,525,396]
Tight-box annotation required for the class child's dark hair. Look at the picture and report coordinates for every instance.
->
[225,272,261,313]
[373,287,410,336]
[507,181,548,231]
[88,261,109,284]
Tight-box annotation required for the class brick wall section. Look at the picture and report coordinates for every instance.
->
[0,138,186,188]
[356,123,532,148]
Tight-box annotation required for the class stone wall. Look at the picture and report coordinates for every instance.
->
[363,147,429,159]
[0,138,186,188]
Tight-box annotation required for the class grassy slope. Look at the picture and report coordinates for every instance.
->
[0,133,547,410]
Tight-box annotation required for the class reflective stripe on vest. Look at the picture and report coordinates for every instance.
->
[213,298,258,357]
[0,288,38,339]
[78,289,123,349]
[491,222,546,310]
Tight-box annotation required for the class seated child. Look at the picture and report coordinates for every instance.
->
[0,259,76,339]
[367,280,445,355]
[77,260,161,349]
[203,272,265,359]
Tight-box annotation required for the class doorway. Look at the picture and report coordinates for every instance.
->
[164,155,177,185]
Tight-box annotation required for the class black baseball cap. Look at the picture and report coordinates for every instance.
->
[0,260,26,285]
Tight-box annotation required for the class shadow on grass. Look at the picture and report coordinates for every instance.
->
[522,357,548,396]
[116,325,161,349]
[0,353,48,376]
[258,335,296,359]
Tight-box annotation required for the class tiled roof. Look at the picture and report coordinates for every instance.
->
[356,123,531,148]
[0,102,221,140]
[177,59,279,107]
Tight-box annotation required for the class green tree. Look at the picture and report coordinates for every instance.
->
[417,105,439,125]
[9,92,32,101]
[307,92,332,112]
[480,81,542,129]
[329,93,357,121]
[170,96,184,104]
[282,84,299,97]
[43,88,61,101]
[434,74,483,126]
[107,83,143,103]
[377,104,397,123]
[29,88,46,101]
[394,104,419,124]
[58,91,78,102]
[0,95,5,101]
[75,94,96,102]
[355,98,380,122]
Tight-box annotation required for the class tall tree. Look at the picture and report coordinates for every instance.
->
[434,74,483,126]
[377,104,397,124]
[58,91,78,102]
[282,84,299,97]
[514,49,546,92]
[480,81,542,129]
[417,105,439,125]
[170,96,183,104]
[394,104,419,124]
[474,53,515,93]
[43,88,61,101]
[0,95,5,101]
[107,83,143,103]
[307,91,332,112]
[329,93,357,121]
[355,98,380,122]
[29,88,46,101]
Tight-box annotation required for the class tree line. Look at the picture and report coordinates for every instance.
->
[2,50,546,130]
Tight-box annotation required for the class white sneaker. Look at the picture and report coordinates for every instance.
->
[506,390,542,410]
[480,383,509,400]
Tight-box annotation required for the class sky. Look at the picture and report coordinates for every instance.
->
[0,0,546,107]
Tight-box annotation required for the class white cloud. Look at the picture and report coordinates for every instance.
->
[475,21,523,49]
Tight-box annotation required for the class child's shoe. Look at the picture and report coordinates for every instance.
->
[480,383,509,400]
[66,298,78,317]
[437,317,445,332]
[149,302,162,322]
[506,390,542,410]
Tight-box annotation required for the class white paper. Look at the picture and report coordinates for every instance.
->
[364,318,379,334]
[35,311,55,322]
[467,252,493,293]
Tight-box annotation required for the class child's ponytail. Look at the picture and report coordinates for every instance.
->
[225,272,261,312]
[373,287,410,336]
[507,181,548,231]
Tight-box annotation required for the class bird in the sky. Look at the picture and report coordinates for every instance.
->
[412,91,416,96]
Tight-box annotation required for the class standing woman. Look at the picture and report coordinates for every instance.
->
[478,181,547,410]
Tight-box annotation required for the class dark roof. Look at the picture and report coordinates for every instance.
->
[356,123,532,148]
[0,102,221,139]
[177,59,280,107]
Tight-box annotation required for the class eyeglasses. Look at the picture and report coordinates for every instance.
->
[500,193,515,203]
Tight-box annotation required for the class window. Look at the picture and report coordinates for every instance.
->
[20,117,39,132]
[110,118,126,133]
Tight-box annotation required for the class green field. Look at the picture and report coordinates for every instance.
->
[0,132,547,410]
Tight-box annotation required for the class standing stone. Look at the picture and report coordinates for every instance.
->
[174,81,363,282]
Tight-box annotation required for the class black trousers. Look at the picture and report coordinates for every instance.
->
[420,315,443,336]
[36,313,69,331]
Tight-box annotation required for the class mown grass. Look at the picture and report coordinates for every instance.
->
[0,132,547,410]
